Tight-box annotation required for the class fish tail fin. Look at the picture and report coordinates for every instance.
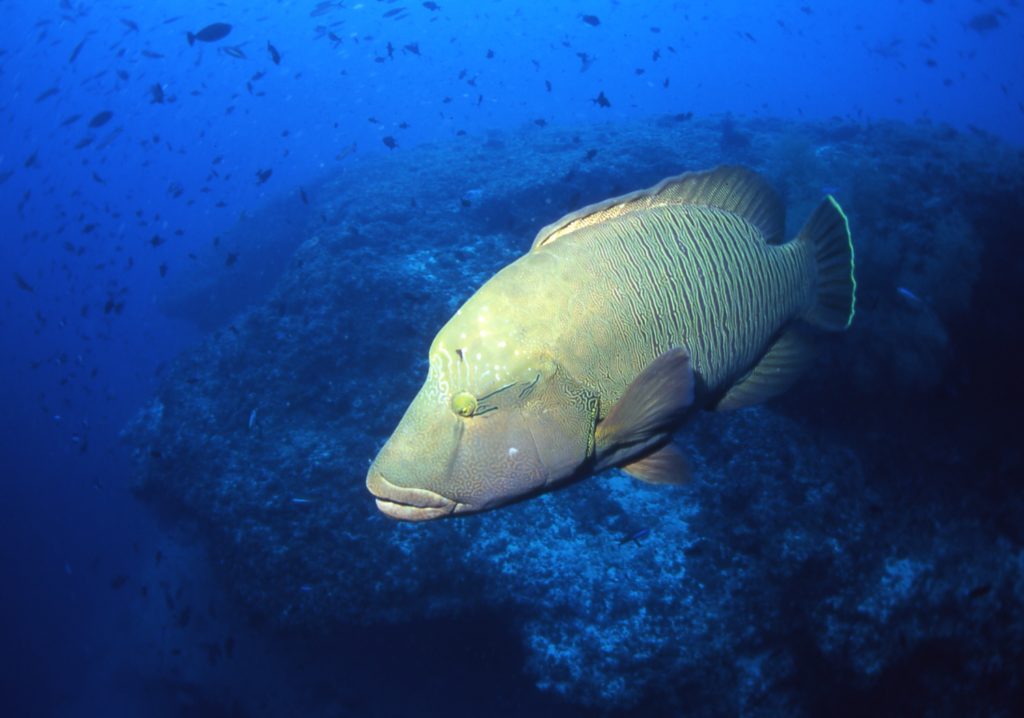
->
[187,32,196,46]
[799,195,856,331]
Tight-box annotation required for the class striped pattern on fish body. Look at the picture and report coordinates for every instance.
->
[534,202,815,409]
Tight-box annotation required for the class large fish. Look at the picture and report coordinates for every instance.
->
[367,166,855,520]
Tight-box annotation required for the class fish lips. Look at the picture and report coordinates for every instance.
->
[366,469,465,521]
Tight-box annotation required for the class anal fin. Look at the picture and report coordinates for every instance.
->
[715,326,817,411]
[621,442,692,486]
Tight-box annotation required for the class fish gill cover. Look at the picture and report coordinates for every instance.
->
[1,0,1023,716]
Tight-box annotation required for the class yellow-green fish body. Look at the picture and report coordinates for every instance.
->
[367,166,855,520]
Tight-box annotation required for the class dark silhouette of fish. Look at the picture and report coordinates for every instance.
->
[581,14,600,26]
[267,41,281,64]
[256,168,273,184]
[423,2,441,10]
[68,37,87,63]
[592,90,611,108]
[382,136,398,149]
[966,13,1000,33]
[187,22,232,46]
[60,113,81,126]
[35,87,59,103]
[88,110,113,128]
[14,273,34,293]
[149,83,165,103]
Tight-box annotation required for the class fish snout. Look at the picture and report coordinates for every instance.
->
[365,468,462,521]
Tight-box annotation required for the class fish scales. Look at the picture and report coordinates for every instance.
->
[535,204,810,406]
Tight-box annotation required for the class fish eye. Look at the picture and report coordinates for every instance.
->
[452,392,478,417]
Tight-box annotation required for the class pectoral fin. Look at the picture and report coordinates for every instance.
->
[595,348,694,452]
[621,442,692,485]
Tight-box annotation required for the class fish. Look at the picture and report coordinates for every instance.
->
[35,87,59,103]
[267,41,281,64]
[149,83,165,103]
[87,110,113,128]
[366,167,856,520]
[14,273,35,292]
[382,136,398,149]
[220,45,247,59]
[592,90,611,107]
[581,14,600,26]
[187,22,232,46]
[68,37,87,63]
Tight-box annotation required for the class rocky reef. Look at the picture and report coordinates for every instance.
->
[126,114,1024,715]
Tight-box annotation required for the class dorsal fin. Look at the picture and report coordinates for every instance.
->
[531,165,785,250]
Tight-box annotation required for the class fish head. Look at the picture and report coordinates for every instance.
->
[367,310,597,521]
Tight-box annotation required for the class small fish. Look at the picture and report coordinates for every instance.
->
[60,113,82,126]
[966,13,1000,33]
[68,37,87,63]
[896,286,924,306]
[290,497,314,504]
[120,18,139,33]
[141,49,164,59]
[248,409,257,429]
[159,262,168,277]
[255,168,272,184]
[149,83,165,104]
[335,142,357,161]
[110,574,129,590]
[619,528,651,545]
[967,584,992,600]
[383,7,407,18]
[581,14,600,26]
[220,45,247,59]
[35,87,59,103]
[88,110,113,128]
[225,252,238,266]
[299,188,309,205]
[404,42,421,56]
[592,90,611,108]
[188,23,232,45]
[423,2,441,10]
[14,273,35,292]
[382,136,398,149]
[74,137,94,150]
[267,41,281,64]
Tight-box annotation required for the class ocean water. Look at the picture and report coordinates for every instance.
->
[1,1,1022,716]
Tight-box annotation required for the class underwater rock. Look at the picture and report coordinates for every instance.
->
[126,115,1024,712]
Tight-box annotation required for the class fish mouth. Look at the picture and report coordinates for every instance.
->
[365,469,462,521]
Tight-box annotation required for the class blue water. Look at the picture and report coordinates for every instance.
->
[1,1,1022,716]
